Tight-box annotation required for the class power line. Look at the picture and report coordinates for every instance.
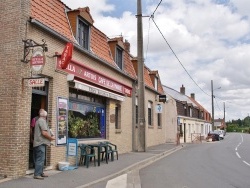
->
[149,1,247,111]
[150,17,210,97]
[214,97,222,112]
[152,0,163,16]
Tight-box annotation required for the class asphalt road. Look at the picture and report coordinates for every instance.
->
[140,133,250,188]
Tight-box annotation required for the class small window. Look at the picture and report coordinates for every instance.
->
[115,104,121,129]
[78,19,89,49]
[189,107,192,117]
[154,77,158,90]
[116,47,123,69]
[148,101,152,126]
[157,113,161,127]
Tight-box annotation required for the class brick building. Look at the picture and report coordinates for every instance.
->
[0,0,167,178]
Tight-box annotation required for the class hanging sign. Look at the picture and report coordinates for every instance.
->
[30,47,45,74]
[60,42,73,69]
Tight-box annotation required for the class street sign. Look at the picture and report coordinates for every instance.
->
[156,104,163,113]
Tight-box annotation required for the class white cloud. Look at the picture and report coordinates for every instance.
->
[61,0,250,121]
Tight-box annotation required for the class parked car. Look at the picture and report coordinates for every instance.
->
[222,130,226,136]
[214,130,224,140]
[207,131,220,141]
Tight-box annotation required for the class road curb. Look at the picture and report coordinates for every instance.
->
[77,145,184,188]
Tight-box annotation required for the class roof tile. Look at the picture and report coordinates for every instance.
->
[31,0,75,41]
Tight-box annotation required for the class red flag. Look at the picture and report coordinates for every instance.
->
[61,42,73,69]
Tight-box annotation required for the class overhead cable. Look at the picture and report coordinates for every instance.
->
[150,17,210,96]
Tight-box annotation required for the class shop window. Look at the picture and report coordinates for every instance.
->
[68,108,103,139]
[115,104,121,129]
[77,19,89,49]
[148,101,153,126]
[68,88,106,139]
[116,46,123,69]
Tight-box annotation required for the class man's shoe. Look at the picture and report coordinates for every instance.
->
[41,173,48,177]
[34,176,44,180]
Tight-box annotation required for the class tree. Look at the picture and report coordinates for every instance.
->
[243,116,250,127]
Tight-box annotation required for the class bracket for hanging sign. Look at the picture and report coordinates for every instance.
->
[21,39,48,63]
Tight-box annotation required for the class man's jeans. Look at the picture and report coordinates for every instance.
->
[33,144,46,176]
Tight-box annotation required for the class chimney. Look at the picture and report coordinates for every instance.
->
[191,93,195,100]
[180,85,185,95]
[124,39,130,52]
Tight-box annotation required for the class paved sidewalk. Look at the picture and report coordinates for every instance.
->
[0,143,183,188]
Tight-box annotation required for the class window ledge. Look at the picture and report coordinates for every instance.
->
[148,126,154,129]
[115,129,122,134]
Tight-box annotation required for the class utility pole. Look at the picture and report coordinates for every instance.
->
[224,102,226,129]
[137,0,146,151]
[223,102,226,131]
[211,80,214,130]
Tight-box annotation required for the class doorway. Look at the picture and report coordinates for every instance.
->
[29,83,48,169]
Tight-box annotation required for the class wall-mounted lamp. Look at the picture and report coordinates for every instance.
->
[21,39,48,63]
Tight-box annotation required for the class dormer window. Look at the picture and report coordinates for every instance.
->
[78,19,89,49]
[154,77,158,90]
[189,107,192,117]
[116,46,123,69]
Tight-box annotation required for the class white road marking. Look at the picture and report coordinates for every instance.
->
[106,174,127,188]
[236,152,241,159]
[243,161,250,166]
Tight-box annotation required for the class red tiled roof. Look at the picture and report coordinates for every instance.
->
[123,51,137,79]
[90,26,117,67]
[31,0,75,42]
[144,67,154,89]
[30,1,159,86]
[149,70,164,94]
[189,97,211,121]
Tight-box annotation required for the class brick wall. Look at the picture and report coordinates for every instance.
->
[0,0,32,178]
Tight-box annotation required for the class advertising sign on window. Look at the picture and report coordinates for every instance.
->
[56,97,68,145]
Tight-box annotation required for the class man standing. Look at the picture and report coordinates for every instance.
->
[33,109,55,180]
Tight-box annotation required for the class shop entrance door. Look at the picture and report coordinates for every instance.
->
[29,83,48,169]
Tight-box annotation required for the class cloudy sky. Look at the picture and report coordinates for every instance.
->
[61,0,250,122]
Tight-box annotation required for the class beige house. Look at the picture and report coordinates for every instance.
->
[163,85,212,143]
